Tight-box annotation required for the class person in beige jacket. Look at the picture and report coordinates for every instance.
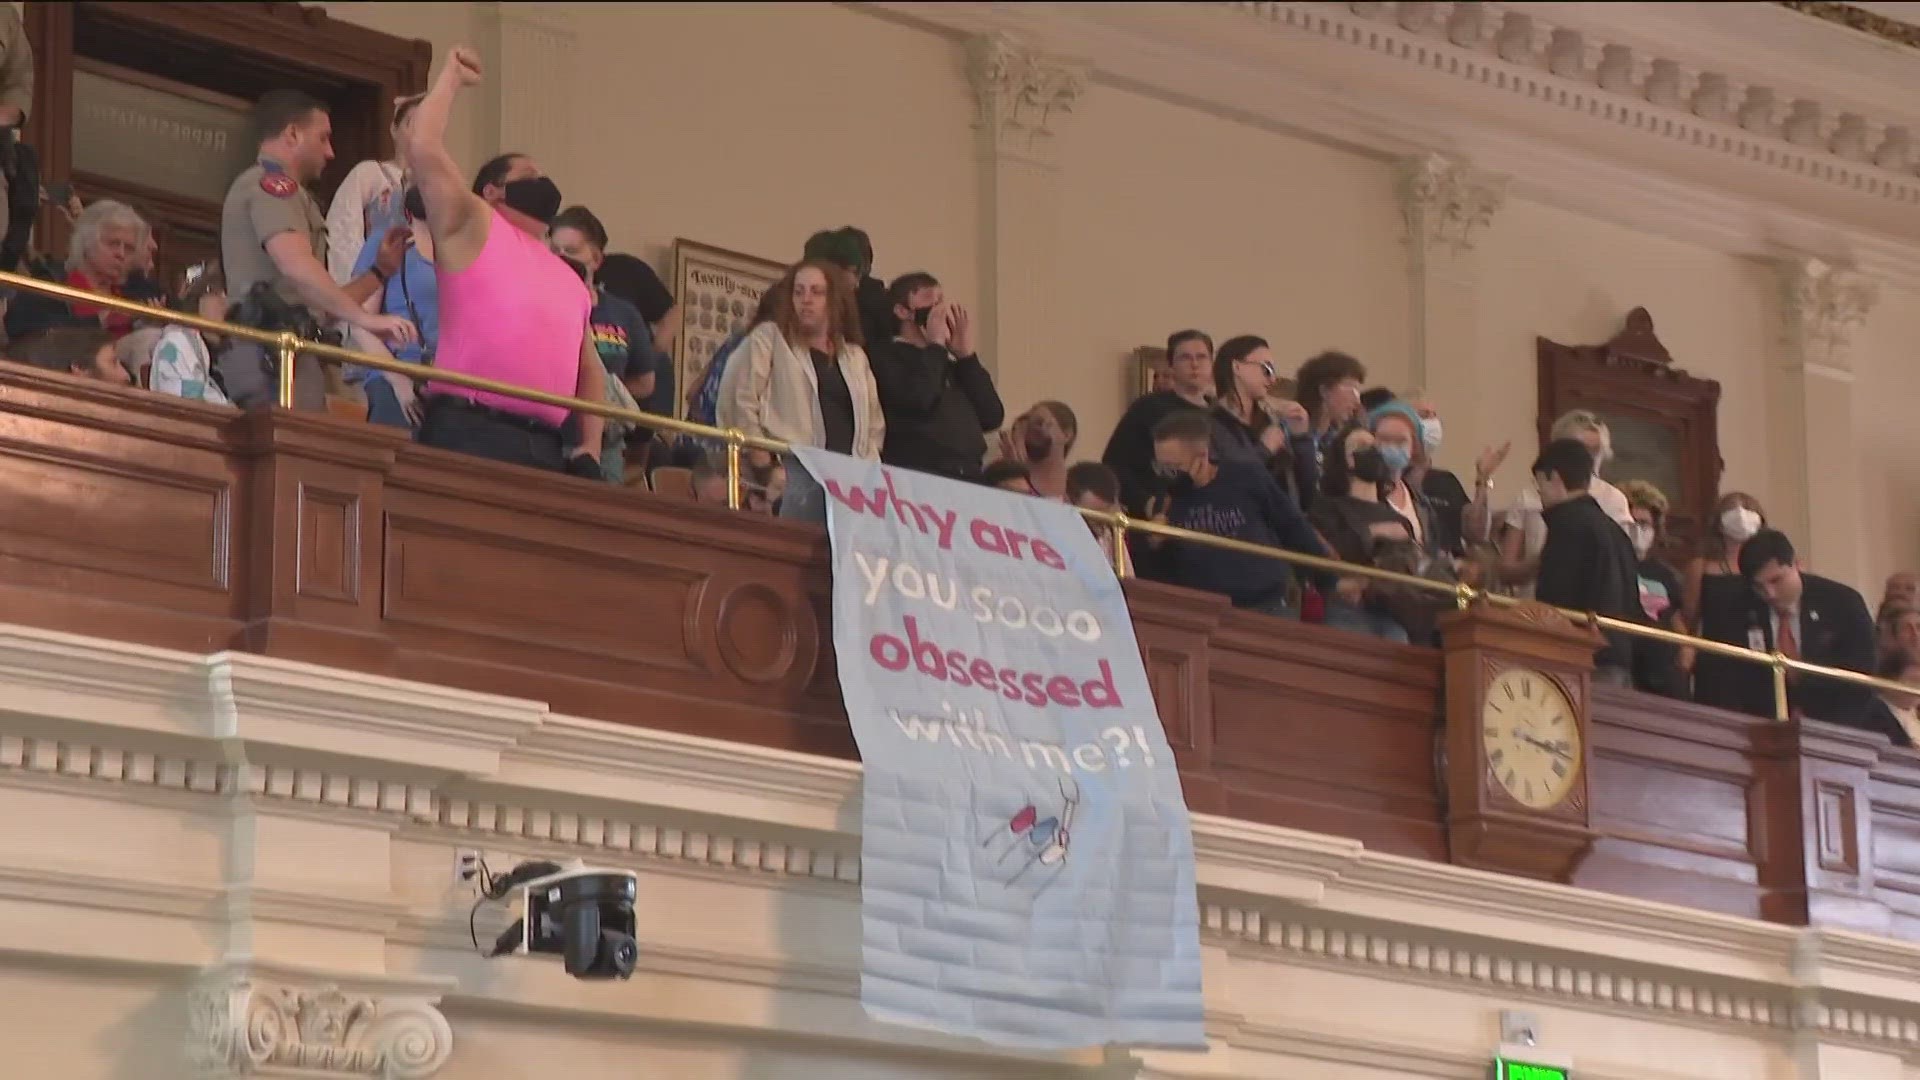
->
[717,258,884,520]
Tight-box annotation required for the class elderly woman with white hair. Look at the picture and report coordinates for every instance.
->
[5,198,151,343]
[1492,408,1637,597]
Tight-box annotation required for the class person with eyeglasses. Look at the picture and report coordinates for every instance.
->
[1208,334,1316,510]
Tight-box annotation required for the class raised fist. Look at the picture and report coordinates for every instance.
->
[445,46,484,88]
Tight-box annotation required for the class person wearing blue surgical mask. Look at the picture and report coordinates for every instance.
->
[1366,399,1440,559]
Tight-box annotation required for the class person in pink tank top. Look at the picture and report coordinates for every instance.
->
[399,45,607,476]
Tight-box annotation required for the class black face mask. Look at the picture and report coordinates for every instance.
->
[1024,429,1054,460]
[559,255,589,283]
[912,305,936,329]
[501,176,562,225]
[402,187,426,221]
[1350,447,1392,485]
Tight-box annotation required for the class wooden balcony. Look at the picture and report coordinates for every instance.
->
[5,365,1919,939]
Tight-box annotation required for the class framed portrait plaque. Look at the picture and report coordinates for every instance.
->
[670,240,786,419]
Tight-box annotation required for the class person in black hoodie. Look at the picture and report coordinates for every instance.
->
[1150,407,1335,617]
[1531,438,1643,686]
[871,271,1003,481]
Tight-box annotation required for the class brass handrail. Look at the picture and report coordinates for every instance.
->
[3,268,1910,722]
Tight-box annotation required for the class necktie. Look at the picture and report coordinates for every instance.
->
[1777,612,1799,659]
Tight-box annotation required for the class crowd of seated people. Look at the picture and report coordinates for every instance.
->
[0,43,1912,749]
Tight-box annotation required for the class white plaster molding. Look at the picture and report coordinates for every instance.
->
[0,731,441,826]
[497,714,860,833]
[1776,257,1880,374]
[429,794,864,887]
[866,1,1920,280]
[1396,151,1508,256]
[0,623,224,741]
[187,965,453,1079]
[19,623,1920,1064]
[1251,2,1920,195]
[207,653,546,778]
[1217,903,1795,1031]
[965,31,1089,167]
[0,861,221,922]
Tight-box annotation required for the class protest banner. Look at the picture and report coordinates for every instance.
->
[791,448,1205,1051]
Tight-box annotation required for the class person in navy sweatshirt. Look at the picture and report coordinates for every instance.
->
[1149,408,1336,617]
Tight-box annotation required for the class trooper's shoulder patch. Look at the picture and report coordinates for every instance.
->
[259,172,297,199]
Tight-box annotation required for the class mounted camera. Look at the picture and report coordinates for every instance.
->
[479,859,639,980]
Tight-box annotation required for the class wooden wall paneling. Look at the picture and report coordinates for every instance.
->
[0,365,240,651]
[1122,580,1228,813]
[1780,721,1895,934]
[1575,690,1767,917]
[1206,614,1446,859]
[1867,749,1920,939]
[375,440,849,751]
[230,410,398,671]
[1745,719,1897,935]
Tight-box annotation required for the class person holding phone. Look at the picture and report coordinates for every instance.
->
[869,270,1003,482]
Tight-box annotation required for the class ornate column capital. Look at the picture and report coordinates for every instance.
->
[1395,152,1507,257]
[1776,256,1878,374]
[965,33,1089,166]
[187,970,453,1079]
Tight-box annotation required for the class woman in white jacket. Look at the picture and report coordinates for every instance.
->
[717,259,883,520]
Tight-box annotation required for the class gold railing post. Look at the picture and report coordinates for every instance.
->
[1771,653,1791,722]
[1110,512,1130,579]
[1453,582,1476,610]
[275,332,298,409]
[724,429,744,511]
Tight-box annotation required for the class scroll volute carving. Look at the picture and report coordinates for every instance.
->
[1536,308,1723,546]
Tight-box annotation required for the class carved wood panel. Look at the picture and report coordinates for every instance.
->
[1537,308,1723,544]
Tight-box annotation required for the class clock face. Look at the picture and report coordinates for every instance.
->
[1480,666,1581,810]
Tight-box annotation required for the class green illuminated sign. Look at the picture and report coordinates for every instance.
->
[1494,1059,1569,1080]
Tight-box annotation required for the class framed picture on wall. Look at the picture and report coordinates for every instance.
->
[670,240,786,419]
[1132,345,1169,400]
[1536,307,1722,544]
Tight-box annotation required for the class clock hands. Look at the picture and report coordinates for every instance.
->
[1514,730,1571,762]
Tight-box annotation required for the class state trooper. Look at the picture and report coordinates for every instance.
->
[218,89,415,407]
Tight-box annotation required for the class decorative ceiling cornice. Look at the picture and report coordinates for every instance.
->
[861,1,1920,279]
[1780,2,1920,50]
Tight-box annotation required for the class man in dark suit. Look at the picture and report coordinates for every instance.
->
[1731,529,1877,723]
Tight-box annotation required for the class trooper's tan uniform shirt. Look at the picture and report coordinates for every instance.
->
[220,160,327,310]
[0,5,36,214]
[217,159,339,408]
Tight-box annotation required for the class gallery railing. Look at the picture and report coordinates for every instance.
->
[2,267,1909,725]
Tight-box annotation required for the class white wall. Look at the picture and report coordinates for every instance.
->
[1852,285,1920,589]
[1468,197,1779,507]
[1054,80,1411,457]
[325,1,1916,590]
